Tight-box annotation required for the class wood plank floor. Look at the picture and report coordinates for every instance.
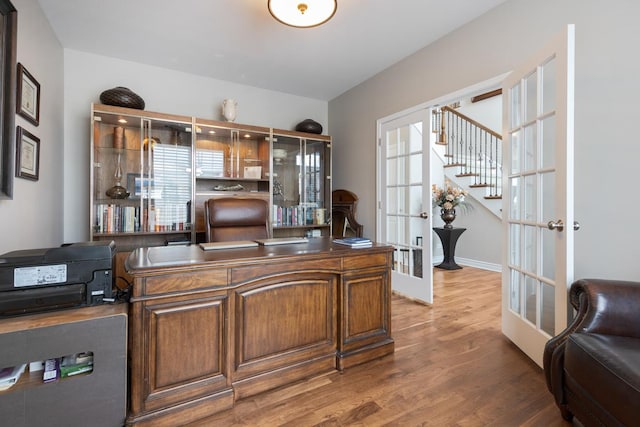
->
[190,267,572,426]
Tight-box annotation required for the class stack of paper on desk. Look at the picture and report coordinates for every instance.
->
[199,241,259,251]
[254,237,309,246]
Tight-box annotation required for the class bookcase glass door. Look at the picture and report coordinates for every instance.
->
[271,134,331,235]
[272,135,303,227]
[143,118,193,233]
[91,107,193,247]
[304,138,330,224]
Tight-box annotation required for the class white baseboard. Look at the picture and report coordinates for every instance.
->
[431,256,502,273]
[455,257,502,272]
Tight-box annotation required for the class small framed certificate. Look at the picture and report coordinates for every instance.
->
[15,126,40,181]
[16,63,40,126]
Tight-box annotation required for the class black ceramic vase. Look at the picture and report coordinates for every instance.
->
[100,87,145,110]
[440,208,456,229]
[295,119,323,134]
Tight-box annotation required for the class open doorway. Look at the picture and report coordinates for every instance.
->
[430,88,503,270]
[376,74,506,306]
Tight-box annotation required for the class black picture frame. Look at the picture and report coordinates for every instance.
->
[16,62,40,126]
[127,173,157,199]
[0,0,17,199]
[15,126,39,181]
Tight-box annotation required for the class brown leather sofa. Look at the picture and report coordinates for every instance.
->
[543,278,640,427]
[204,197,270,242]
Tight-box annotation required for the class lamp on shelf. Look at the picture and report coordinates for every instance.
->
[106,126,129,199]
[268,0,337,28]
[105,151,129,199]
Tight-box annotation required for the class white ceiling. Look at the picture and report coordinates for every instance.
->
[37,0,507,101]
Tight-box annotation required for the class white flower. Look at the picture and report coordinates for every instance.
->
[432,182,468,209]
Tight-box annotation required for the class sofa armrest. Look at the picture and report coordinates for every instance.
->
[543,278,640,403]
[570,278,640,337]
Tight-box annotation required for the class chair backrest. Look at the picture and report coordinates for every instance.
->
[204,197,270,242]
[331,189,363,238]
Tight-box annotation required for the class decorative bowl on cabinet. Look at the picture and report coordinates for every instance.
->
[100,87,145,110]
[295,119,323,134]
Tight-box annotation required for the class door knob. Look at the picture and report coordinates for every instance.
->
[547,220,580,232]
[547,220,564,231]
[419,212,429,219]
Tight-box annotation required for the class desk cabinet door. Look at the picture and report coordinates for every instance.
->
[129,292,231,420]
[230,272,338,398]
[338,268,394,369]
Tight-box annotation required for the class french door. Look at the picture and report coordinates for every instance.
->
[501,25,575,367]
[378,109,433,304]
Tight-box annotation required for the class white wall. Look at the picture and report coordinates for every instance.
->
[329,0,640,279]
[457,95,502,134]
[62,50,328,243]
[0,0,63,254]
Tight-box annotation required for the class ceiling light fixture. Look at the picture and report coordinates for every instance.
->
[268,0,337,28]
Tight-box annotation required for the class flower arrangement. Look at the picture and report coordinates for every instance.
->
[432,181,468,210]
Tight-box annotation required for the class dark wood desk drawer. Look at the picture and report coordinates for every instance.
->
[343,252,389,270]
[142,269,228,295]
[230,258,341,284]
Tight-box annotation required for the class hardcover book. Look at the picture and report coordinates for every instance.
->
[333,237,372,247]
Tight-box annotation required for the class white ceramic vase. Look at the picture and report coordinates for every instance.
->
[222,99,237,122]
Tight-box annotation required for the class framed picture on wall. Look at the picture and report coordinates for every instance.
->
[16,62,40,126]
[127,173,161,199]
[15,126,40,181]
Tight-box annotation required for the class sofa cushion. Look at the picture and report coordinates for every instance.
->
[564,333,640,425]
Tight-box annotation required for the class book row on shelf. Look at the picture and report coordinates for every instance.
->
[272,205,327,227]
[94,203,191,234]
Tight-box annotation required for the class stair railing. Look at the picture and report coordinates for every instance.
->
[433,106,502,199]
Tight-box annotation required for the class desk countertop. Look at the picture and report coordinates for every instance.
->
[125,238,391,272]
[126,237,391,273]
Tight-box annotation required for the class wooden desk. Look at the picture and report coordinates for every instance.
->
[125,238,394,427]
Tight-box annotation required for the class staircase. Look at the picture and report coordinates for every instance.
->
[432,105,502,218]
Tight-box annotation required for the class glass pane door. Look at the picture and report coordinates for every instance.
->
[502,25,575,367]
[379,109,432,304]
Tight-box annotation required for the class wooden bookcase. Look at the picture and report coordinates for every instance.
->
[90,104,332,257]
